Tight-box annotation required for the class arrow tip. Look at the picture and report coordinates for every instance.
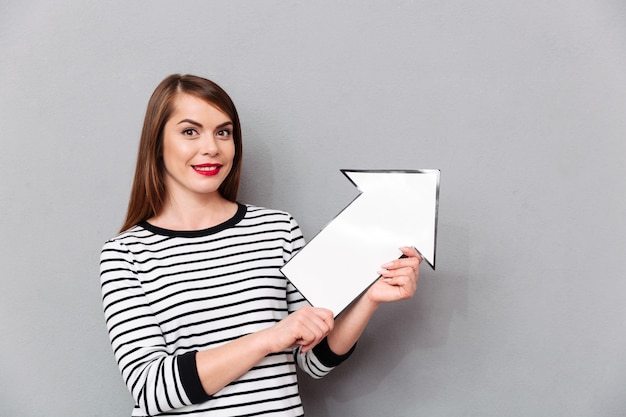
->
[341,169,440,270]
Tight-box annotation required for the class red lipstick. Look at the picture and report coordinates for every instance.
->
[192,163,222,176]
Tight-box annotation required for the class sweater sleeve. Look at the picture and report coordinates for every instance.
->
[100,240,209,416]
[283,215,356,379]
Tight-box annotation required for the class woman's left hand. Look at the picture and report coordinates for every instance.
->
[326,246,422,354]
[366,246,422,305]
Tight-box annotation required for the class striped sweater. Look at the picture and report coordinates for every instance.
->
[100,204,352,417]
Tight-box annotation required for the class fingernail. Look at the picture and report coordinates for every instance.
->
[381,262,392,268]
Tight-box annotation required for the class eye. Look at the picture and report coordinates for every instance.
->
[182,128,198,136]
[217,128,232,138]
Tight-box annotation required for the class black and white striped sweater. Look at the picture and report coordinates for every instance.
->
[100,204,351,417]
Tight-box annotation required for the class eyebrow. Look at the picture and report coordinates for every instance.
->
[176,119,233,129]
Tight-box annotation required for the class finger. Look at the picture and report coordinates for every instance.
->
[378,266,419,292]
[305,308,334,333]
[313,308,335,328]
[378,264,418,279]
[300,310,333,338]
[296,322,328,353]
[390,274,418,292]
[373,276,417,300]
[378,273,410,285]
[291,308,334,344]
[400,246,423,264]
[297,324,327,352]
[381,250,422,271]
[301,305,333,320]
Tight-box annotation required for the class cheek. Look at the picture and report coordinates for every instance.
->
[163,140,193,166]
[161,145,177,171]
[223,141,236,162]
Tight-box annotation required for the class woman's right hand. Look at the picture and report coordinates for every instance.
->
[267,306,334,353]
[195,306,334,396]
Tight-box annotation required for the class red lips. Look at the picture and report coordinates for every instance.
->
[192,163,222,176]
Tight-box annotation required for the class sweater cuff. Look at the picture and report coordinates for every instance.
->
[312,337,357,367]
[177,351,211,404]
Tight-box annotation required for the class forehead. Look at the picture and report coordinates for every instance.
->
[170,93,231,122]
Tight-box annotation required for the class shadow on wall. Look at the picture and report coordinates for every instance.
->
[299,221,470,414]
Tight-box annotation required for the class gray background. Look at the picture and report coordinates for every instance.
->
[1,1,625,416]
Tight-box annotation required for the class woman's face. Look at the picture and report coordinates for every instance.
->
[161,93,235,202]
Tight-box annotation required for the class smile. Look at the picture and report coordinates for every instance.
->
[192,164,222,176]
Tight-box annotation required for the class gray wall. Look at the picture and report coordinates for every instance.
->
[1,1,625,416]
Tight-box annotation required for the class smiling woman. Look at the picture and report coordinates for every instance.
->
[119,75,243,233]
[99,74,423,417]
[154,94,238,230]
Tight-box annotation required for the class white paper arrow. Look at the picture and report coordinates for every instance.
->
[281,169,440,317]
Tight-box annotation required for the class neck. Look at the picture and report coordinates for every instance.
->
[149,193,238,231]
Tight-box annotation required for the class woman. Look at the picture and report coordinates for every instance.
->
[100,74,422,416]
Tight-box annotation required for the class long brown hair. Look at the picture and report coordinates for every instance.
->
[120,74,243,232]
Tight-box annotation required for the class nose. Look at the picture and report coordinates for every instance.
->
[200,135,219,157]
